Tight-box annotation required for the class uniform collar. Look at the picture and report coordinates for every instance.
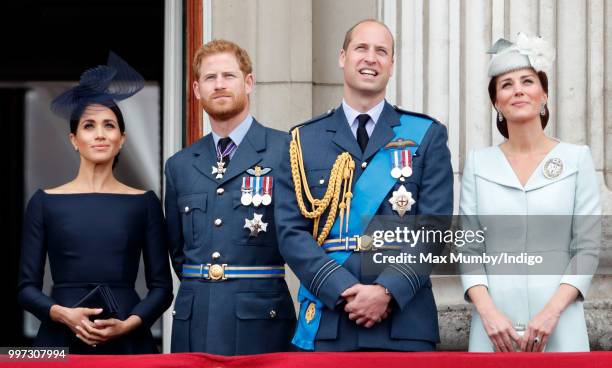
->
[327,101,400,161]
[190,118,266,183]
[342,98,385,129]
[212,114,253,148]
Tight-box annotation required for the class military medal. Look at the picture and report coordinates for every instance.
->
[213,139,237,179]
[212,161,226,179]
[390,151,402,179]
[388,185,415,218]
[244,213,268,237]
[242,166,273,208]
[261,176,273,206]
[241,176,253,206]
[390,149,413,179]
[252,176,262,207]
[401,165,412,178]
[543,157,563,179]
[400,149,413,178]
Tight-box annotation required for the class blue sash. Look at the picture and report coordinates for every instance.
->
[292,114,433,350]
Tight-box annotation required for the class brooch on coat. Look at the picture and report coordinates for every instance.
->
[542,157,563,179]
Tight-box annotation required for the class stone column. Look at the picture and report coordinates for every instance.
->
[212,0,312,131]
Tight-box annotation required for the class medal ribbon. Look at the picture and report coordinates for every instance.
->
[242,176,252,191]
[391,150,400,169]
[216,140,237,162]
[263,176,273,195]
[401,149,412,169]
[254,176,261,196]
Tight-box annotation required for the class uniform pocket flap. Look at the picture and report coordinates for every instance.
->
[173,291,194,320]
[235,292,295,320]
[305,169,330,189]
[178,193,207,213]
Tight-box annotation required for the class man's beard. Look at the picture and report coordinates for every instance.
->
[200,92,248,121]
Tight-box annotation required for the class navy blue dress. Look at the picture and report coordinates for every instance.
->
[18,190,173,354]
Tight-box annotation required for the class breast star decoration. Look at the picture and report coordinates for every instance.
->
[388,185,416,218]
[244,213,268,237]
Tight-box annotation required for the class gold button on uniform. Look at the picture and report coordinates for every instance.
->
[269,310,277,319]
[214,218,223,226]
[361,162,367,169]
[216,188,224,195]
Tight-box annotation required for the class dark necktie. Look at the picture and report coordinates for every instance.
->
[217,137,234,165]
[356,114,370,152]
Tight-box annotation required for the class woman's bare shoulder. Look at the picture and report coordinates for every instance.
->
[116,183,147,195]
[43,183,77,194]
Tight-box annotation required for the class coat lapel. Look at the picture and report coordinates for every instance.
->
[524,142,578,192]
[473,145,578,192]
[191,135,219,182]
[329,106,363,159]
[474,147,524,190]
[219,119,265,184]
[362,102,400,162]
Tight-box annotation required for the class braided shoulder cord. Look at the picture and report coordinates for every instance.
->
[289,128,355,245]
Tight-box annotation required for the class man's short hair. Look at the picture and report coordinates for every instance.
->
[342,19,395,57]
[193,39,253,80]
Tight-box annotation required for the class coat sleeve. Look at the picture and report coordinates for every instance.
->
[17,191,57,322]
[559,145,601,299]
[374,122,454,310]
[164,159,185,279]
[457,149,489,302]
[275,135,359,310]
[129,193,174,328]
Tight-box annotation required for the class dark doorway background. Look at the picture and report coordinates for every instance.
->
[0,0,164,346]
[0,0,164,81]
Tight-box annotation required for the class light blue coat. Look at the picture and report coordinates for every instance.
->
[459,141,601,352]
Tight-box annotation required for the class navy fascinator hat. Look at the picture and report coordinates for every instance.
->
[50,52,144,120]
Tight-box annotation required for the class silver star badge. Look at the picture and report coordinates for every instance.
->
[244,213,268,237]
[212,161,226,179]
[388,185,415,218]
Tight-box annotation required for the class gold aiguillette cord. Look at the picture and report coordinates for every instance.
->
[289,128,355,245]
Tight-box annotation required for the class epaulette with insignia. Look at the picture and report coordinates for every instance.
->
[393,105,442,125]
[290,108,335,132]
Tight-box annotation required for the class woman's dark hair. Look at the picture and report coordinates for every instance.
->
[69,103,125,169]
[487,70,549,139]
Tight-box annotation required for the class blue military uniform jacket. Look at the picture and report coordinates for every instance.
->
[275,101,453,351]
[165,120,296,355]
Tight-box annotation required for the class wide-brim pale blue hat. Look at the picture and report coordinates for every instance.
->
[487,33,555,78]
